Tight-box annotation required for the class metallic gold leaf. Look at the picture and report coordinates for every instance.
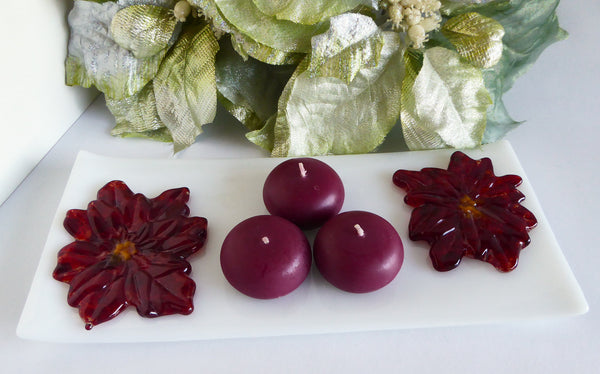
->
[272,32,405,156]
[441,0,566,142]
[308,13,383,83]
[440,0,508,17]
[442,12,505,68]
[217,93,263,131]
[215,39,295,131]
[191,0,234,33]
[110,5,178,58]
[117,127,174,142]
[400,47,491,150]
[192,0,303,64]
[66,1,167,100]
[106,83,166,136]
[269,58,309,155]
[252,0,365,25]
[245,114,276,152]
[230,33,304,65]
[153,23,220,152]
[210,0,327,53]
[120,1,177,6]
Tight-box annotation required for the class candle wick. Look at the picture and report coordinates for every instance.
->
[354,224,365,237]
[261,236,270,245]
[298,162,307,177]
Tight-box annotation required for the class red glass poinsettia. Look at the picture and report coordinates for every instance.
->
[53,180,208,329]
[393,151,537,272]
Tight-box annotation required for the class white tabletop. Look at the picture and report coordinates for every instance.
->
[1,2,598,373]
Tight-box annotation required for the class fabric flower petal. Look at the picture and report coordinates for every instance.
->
[272,31,405,156]
[66,1,168,100]
[110,4,179,59]
[153,22,220,152]
[400,47,491,150]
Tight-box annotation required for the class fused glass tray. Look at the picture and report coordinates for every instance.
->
[17,141,588,343]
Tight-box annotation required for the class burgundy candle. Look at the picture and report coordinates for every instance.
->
[220,215,311,299]
[314,211,404,293]
[263,158,345,230]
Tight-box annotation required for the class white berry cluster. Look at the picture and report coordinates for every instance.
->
[174,0,193,23]
[381,0,442,49]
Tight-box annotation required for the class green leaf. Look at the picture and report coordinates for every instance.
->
[399,48,423,147]
[210,0,328,53]
[105,83,169,138]
[481,70,522,143]
[308,13,383,83]
[440,0,509,16]
[230,33,305,65]
[153,23,220,152]
[192,0,305,64]
[245,114,277,151]
[118,1,177,6]
[66,1,168,100]
[117,127,174,142]
[252,0,367,25]
[441,0,566,142]
[191,0,234,33]
[110,5,178,59]
[400,47,491,150]
[484,0,566,142]
[247,57,308,152]
[441,12,504,68]
[215,38,296,131]
[272,32,405,156]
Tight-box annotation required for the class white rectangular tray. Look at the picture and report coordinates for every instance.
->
[17,141,588,343]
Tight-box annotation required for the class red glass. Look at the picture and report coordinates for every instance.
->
[53,180,208,329]
[393,151,537,272]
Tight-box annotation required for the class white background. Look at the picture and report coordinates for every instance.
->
[1,1,598,373]
[0,1,97,205]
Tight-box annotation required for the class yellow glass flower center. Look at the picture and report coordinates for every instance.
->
[459,195,482,218]
[113,241,137,261]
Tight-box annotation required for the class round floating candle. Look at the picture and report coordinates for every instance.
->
[314,211,404,293]
[220,215,312,299]
[263,158,345,230]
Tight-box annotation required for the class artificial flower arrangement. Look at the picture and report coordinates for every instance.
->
[65,0,565,155]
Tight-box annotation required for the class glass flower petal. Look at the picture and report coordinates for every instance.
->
[393,151,537,272]
[53,181,208,329]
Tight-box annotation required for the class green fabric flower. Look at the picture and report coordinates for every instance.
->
[67,0,219,151]
[65,0,566,153]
